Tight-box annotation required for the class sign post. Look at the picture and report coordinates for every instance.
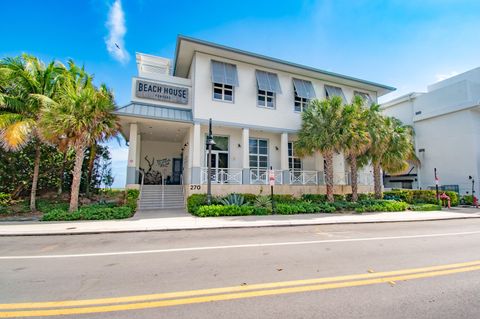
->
[269,166,275,214]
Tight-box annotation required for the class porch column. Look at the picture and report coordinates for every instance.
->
[242,128,250,184]
[190,122,202,184]
[126,123,138,185]
[136,133,141,171]
[280,132,289,184]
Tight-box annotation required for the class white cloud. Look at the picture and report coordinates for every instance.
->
[435,71,458,82]
[105,0,130,64]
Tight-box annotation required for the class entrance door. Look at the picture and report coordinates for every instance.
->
[208,151,228,183]
[171,158,182,185]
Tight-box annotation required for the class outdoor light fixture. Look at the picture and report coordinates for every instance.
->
[275,146,279,151]
[418,148,425,153]
[206,119,215,205]
[238,144,241,148]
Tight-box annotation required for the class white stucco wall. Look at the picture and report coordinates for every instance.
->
[415,110,479,194]
[140,140,183,179]
[192,52,376,131]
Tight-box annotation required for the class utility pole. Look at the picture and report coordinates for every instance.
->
[206,118,215,205]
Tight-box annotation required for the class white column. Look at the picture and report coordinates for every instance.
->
[135,133,141,170]
[191,123,202,184]
[242,128,250,184]
[126,123,138,185]
[280,132,289,184]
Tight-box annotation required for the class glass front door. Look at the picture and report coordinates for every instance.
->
[208,151,228,183]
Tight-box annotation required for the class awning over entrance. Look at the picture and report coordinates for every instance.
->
[114,103,193,123]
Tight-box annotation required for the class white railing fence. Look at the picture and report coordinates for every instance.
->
[249,168,283,185]
[200,168,243,184]
[289,170,318,185]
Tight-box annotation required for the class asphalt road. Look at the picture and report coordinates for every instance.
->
[1,219,480,318]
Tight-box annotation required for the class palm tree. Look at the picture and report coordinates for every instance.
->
[295,96,346,202]
[343,96,371,202]
[365,104,417,198]
[0,55,63,211]
[40,62,119,211]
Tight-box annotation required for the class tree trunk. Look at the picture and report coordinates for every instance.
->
[324,151,334,202]
[373,162,382,199]
[30,144,41,212]
[69,144,85,212]
[85,143,97,197]
[57,151,67,196]
[350,154,358,202]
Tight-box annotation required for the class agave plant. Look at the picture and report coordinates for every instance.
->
[254,195,272,210]
[219,193,245,206]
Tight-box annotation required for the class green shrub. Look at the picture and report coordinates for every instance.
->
[126,189,140,211]
[461,195,474,205]
[333,194,345,201]
[275,202,336,214]
[409,204,442,211]
[358,200,408,212]
[219,193,245,206]
[272,194,297,203]
[301,194,327,202]
[239,193,258,204]
[41,205,133,221]
[187,194,207,214]
[0,192,12,206]
[195,205,256,217]
[36,199,69,213]
[345,193,374,202]
[383,189,458,206]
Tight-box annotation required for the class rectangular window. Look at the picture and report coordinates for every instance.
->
[294,87,309,112]
[354,91,373,105]
[288,142,302,170]
[213,83,234,102]
[325,85,347,104]
[257,90,275,108]
[249,138,269,168]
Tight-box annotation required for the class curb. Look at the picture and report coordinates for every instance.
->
[1,215,479,237]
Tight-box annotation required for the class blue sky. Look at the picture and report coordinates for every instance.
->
[2,0,480,187]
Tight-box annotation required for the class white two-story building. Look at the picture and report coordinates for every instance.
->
[116,36,395,205]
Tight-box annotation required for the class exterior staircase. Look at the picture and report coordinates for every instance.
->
[138,185,185,210]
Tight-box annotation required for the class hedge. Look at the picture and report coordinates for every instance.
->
[41,205,134,221]
[125,189,140,211]
[194,205,269,217]
[409,203,442,211]
[275,202,336,214]
[384,190,458,206]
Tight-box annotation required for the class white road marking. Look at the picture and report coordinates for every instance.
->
[1,230,480,260]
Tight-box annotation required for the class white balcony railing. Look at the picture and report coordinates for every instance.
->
[250,169,283,185]
[200,168,243,184]
[345,172,374,186]
[289,170,318,185]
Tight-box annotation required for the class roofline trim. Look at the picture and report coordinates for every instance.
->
[173,35,396,92]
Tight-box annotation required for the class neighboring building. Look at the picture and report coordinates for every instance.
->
[381,67,480,195]
[116,35,395,205]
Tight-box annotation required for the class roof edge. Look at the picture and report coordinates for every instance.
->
[174,35,396,93]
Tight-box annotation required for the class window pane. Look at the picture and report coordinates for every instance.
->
[225,84,233,90]
[294,103,301,112]
[214,92,223,100]
[267,91,273,97]
[212,136,228,151]
[259,140,267,148]
[259,147,268,155]
[249,139,257,148]
[224,93,233,101]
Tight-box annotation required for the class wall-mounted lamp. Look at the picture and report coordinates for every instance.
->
[184,143,188,147]
[238,144,241,148]
[275,146,279,151]
[418,148,425,153]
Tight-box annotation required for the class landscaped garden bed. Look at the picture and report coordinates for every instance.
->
[0,189,139,221]
[188,189,452,217]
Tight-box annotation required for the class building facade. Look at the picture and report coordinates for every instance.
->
[116,36,395,198]
[381,67,480,195]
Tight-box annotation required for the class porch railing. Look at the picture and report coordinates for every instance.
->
[249,168,283,185]
[289,170,318,185]
[200,168,243,184]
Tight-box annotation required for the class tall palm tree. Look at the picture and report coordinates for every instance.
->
[342,96,371,202]
[365,104,417,198]
[40,63,119,211]
[295,96,346,202]
[0,55,62,211]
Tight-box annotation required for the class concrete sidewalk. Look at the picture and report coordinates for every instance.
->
[1,209,480,236]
